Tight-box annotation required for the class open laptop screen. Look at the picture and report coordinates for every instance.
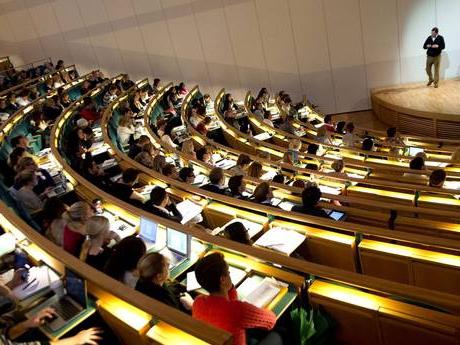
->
[166,228,188,256]
[65,269,87,307]
[139,217,158,243]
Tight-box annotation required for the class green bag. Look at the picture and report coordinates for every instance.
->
[290,307,333,345]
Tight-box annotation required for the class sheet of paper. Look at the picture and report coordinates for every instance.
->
[215,159,237,170]
[319,185,342,195]
[239,276,286,308]
[254,227,305,255]
[176,200,204,225]
[260,171,277,181]
[253,132,272,141]
[11,266,60,301]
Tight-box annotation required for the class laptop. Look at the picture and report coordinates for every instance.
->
[138,216,159,251]
[407,147,424,157]
[163,228,191,268]
[26,269,90,333]
[324,209,347,221]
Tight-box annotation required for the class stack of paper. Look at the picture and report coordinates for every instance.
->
[11,266,60,301]
[254,227,305,255]
[253,132,272,141]
[176,200,204,225]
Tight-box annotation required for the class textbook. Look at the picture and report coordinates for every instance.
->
[176,199,204,225]
[238,276,288,308]
[254,227,305,255]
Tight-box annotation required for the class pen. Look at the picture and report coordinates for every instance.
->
[22,278,37,290]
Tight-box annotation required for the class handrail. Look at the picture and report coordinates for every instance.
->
[49,80,460,317]
[0,57,53,75]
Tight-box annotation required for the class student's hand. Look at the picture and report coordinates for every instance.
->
[7,269,28,289]
[427,44,431,48]
[432,44,439,48]
[26,307,57,328]
[179,293,194,311]
[73,327,103,345]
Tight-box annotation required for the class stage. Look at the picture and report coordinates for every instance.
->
[371,78,460,139]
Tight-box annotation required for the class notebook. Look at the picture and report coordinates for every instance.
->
[238,276,288,308]
[11,265,61,301]
[254,227,305,255]
[176,200,203,224]
[253,132,272,141]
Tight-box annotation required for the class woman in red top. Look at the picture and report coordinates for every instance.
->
[192,252,281,345]
[62,201,93,256]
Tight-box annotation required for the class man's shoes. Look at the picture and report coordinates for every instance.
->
[427,80,433,86]
[434,83,438,88]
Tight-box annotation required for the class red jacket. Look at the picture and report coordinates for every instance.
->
[80,107,100,122]
[192,287,276,345]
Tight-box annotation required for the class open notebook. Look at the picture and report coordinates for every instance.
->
[176,199,204,224]
[11,265,61,301]
[254,227,305,255]
[238,276,288,308]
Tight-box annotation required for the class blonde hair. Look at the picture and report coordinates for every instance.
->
[137,252,167,280]
[80,216,109,261]
[289,139,301,151]
[63,201,92,233]
[181,139,195,155]
[15,157,37,173]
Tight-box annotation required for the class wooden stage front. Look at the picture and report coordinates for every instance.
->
[371,78,460,139]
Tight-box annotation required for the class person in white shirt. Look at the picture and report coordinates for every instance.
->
[342,122,357,147]
[102,84,119,107]
[117,114,136,146]
[16,90,31,107]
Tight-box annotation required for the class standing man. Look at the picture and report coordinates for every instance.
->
[423,27,445,88]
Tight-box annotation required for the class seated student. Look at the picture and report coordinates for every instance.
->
[342,122,357,147]
[316,125,332,145]
[129,134,151,158]
[305,143,320,170]
[253,102,265,120]
[196,146,213,165]
[229,154,251,176]
[135,142,157,169]
[362,137,374,151]
[81,154,111,189]
[429,169,446,188]
[10,134,31,151]
[287,139,302,164]
[177,82,188,98]
[323,115,335,133]
[104,236,147,288]
[160,126,177,150]
[263,110,274,127]
[102,84,119,107]
[14,157,55,195]
[251,182,273,206]
[162,163,179,179]
[330,159,347,178]
[79,97,99,122]
[112,168,145,204]
[42,97,62,121]
[80,216,120,271]
[151,78,161,94]
[188,107,201,128]
[196,116,212,136]
[385,127,405,147]
[144,186,182,222]
[403,156,428,180]
[121,74,135,91]
[223,221,252,245]
[335,121,346,135]
[201,168,227,194]
[181,139,196,159]
[227,175,247,199]
[81,79,92,95]
[117,114,136,146]
[63,201,94,256]
[42,197,68,246]
[16,89,31,107]
[60,91,72,108]
[193,252,278,345]
[247,161,263,179]
[0,295,102,345]
[136,252,193,312]
[152,154,167,173]
[271,174,285,184]
[14,171,45,214]
[292,185,330,219]
[178,167,195,184]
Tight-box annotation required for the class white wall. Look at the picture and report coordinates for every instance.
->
[0,0,458,114]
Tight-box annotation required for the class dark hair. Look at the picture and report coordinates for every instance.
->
[104,236,147,281]
[302,185,322,207]
[83,96,93,106]
[236,154,251,167]
[252,182,270,203]
[149,186,167,206]
[162,163,176,177]
[429,169,446,187]
[42,197,67,224]
[179,167,194,182]
[409,156,425,170]
[122,168,140,184]
[153,78,161,86]
[194,252,228,293]
[346,122,355,133]
[209,167,224,185]
[307,143,319,155]
[9,147,27,167]
[387,127,397,138]
[228,175,244,195]
[137,135,151,146]
[10,135,26,148]
[196,147,208,161]
[432,27,439,33]
[272,174,285,184]
[224,222,250,245]
[324,115,332,124]
[362,137,374,151]
[336,121,346,134]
